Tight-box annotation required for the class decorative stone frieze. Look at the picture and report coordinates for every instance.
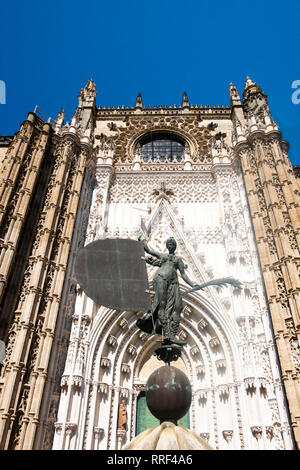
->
[120,388,129,399]
[138,331,147,341]
[218,385,230,398]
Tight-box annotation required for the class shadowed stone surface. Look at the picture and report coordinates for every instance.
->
[74,238,151,311]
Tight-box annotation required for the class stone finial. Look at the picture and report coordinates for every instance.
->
[52,107,65,129]
[78,78,97,107]
[135,93,143,109]
[229,82,241,106]
[244,76,255,89]
[181,91,190,108]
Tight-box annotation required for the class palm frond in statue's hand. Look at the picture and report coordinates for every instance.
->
[182,277,243,297]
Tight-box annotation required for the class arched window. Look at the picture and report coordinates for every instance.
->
[137,131,186,162]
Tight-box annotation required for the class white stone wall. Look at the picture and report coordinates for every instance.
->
[53,119,294,450]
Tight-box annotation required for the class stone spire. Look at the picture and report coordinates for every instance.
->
[242,75,265,99]
[181,91,190,109]
[242,75,269,124]
[78,78,97,108]
[244,76,255,89]
[229,82,241,107]
[135,93,143,109]
[75,78,97,133]
[52,107,65,129]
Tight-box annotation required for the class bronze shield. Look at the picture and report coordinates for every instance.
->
[74,238,151,312]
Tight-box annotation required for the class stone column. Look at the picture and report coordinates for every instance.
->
[0,112,37,227]
[116,429,126,450]
[236,131,300,448]
[0,132,94,449]
[0,115,52,309]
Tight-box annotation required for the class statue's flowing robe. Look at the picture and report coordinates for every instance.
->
[137,253,183,334]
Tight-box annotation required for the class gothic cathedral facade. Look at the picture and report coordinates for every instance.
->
[0,78,299,450]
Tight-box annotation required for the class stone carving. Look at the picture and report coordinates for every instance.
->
[222,430,233,443]
[199,433,210,442]
[209,337,220,349]
[196,365,205,375]
[215,359,226,371]
[98,383,109,395]
[121,363,131,374]
[190,345,200,356]
[113,114,215,163]
[117,399,127,431]
[119,318,128,329]
[266,426,274,440]
[127,344,137,356]
[251,426,263,440]
[100,357,111,368]
[109,174,218,204]
[107,335,117,347]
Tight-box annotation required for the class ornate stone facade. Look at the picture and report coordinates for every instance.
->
[0,78,299,449]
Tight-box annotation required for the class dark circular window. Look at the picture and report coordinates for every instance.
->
[137,131,186,162]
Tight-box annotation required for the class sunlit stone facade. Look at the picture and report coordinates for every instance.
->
[0,78,299,450]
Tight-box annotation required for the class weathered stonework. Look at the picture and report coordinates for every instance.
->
[0,79,299,450]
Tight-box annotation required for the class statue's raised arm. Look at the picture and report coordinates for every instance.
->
[138,234,161,259]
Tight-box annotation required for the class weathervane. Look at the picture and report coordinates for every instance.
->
[75,233,242,364]
[136,235,242,363]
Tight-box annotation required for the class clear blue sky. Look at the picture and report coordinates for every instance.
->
[1,0,299,165]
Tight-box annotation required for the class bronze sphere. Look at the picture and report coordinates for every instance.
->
[146,365,192,424]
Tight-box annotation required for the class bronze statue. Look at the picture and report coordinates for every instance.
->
[137,236,242,348]
[74,235,242,362]
[137,237,200,346]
